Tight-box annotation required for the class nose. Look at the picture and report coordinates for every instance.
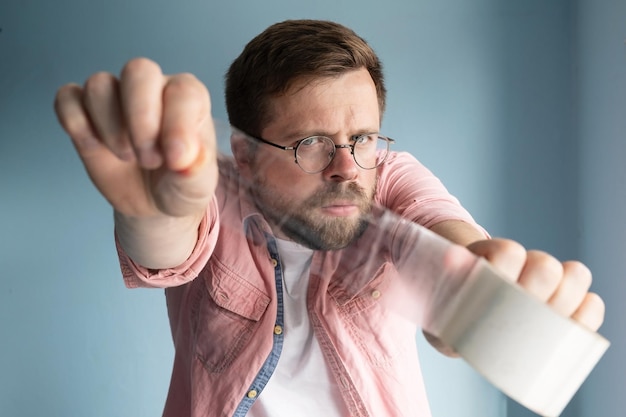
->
[322,144,358,182]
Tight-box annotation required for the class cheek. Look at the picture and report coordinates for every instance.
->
[260,163,318,197]
[362,170,378,197]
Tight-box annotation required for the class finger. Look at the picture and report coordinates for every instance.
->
[571,292,605,331]
[547,261,592,317]
[516,250,563,302]
[82,72,135,162]
[466,238,527,282]
[55,83,105,157]
[423,331,459,358]
[55,83,146,212]
[119,58,166,169]
[160,73,212,171]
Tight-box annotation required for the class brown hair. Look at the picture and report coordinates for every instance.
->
[225,19,386,137]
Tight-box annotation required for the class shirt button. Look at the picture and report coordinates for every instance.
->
[371,290,381,299]
[274,325,283,335]
[247,389,258,399]
[271,258,278,268]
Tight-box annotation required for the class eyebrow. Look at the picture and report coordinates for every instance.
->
[279,128,380,142]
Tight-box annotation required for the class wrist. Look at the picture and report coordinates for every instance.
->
[114,209,204,269]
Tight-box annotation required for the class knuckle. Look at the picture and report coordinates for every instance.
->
[503,238,526,254]
[517,250,563,298]
[577,292,606,330]
[172,72,200,84]
[494,238,527,260]
[84,71,116,94]
[528,250,562,272]
[62,115,88,137]
[165,72,206,97]
[53,85,90,137]
[588,293,606,318]
[55,83,80,103]
[121,57,161,77]
[528,250,563,285]
[565,260,592,288]
[54,84,80,118]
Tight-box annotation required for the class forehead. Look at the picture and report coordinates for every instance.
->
[263,68,380,137]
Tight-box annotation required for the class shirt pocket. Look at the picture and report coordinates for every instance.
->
[191,258,270,373]
[334,263,417,369]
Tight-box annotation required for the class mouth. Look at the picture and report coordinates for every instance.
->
[320,201,360,217]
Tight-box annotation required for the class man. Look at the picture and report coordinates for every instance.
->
[54,19,604,417]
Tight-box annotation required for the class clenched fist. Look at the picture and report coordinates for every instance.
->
[55,58,218,268]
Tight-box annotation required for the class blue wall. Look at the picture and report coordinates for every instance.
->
[0,1,621,416]
[575,0,626,416]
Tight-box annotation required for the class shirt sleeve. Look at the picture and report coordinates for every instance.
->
[376,151,486,234]
[116,197,220,289]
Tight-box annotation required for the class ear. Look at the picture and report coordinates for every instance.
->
[231,132,254,179]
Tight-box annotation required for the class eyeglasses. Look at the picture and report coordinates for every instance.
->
[246,132,395,174]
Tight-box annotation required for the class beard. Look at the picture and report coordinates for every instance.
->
[250,177,376,251]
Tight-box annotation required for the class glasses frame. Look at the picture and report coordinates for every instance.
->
[246,132,395,174]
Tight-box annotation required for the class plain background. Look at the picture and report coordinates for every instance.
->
[0,0,624,416]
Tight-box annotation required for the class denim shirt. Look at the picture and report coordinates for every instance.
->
[117,152,483,417]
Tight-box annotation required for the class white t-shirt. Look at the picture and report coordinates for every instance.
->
[248,238,349,417]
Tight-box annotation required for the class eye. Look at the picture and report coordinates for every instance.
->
[300,136,321,146]
[352,134,376,146]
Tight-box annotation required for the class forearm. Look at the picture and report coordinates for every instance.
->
[425,219,488,357]
[429,219,488,247]
[114,210,205,269]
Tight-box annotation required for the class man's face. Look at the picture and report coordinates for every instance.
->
[241,68,381,250]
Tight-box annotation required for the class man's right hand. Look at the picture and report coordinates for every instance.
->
[54,58,218,268]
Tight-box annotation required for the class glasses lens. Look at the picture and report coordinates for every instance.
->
[354,135,389,169]
[296,136,335,173]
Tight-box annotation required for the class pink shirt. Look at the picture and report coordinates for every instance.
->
[117,152,483,417]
